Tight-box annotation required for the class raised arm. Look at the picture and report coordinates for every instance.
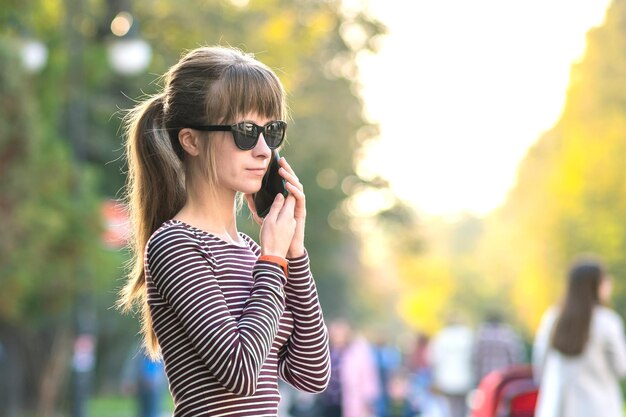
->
[147,227,286,396]
[278,252,331,393]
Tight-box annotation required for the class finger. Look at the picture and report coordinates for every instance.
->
[279,167,303,192]
[279,158,301,184]
[277,193,297,219]
[264,193,286,222]
[279,156,293,173]
[285,182,306,218]
[285,181,305,202]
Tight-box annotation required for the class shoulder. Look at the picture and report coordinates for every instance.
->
[541,306,560,323]
[594,306,624,328]
[146,220,204,256]
[534,306,559,335]
[590,307,626,346]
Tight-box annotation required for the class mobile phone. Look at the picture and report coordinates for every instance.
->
[254,151,288,218]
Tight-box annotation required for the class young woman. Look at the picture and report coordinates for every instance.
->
[533,256,626,417]
[117,46,330,417]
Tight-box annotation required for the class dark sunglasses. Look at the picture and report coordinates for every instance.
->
[188,120,287,150]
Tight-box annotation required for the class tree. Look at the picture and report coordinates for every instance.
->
[0,35,121,415]
[479,0,626,332]
[1,0,388,412]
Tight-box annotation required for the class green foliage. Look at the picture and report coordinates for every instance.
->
[0,36,119,326]
[0,34,126,417]
[0,39,36,320]
[1,3,389,412]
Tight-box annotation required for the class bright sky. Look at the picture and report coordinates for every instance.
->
[355,0,612,218]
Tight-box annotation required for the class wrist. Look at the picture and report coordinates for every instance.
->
[287,247,305,259]
[258,255,289,277]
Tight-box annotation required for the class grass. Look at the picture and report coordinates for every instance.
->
[88,396,135,417]
[88,394,174,417]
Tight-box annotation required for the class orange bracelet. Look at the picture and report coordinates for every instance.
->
[259,255,289,277]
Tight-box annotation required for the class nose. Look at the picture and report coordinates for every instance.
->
[252,133,271,158]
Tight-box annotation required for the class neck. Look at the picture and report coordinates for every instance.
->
[176,178,241,244]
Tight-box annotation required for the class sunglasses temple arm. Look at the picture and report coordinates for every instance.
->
[187,125,233,132]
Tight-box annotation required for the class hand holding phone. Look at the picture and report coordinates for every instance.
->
[254,151,288,218]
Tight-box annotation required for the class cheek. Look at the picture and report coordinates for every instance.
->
[211,139,235,174]
[215,153,244,184]
[213,158,234,185]
[599,282,612,302]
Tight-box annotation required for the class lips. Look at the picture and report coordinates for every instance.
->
[247,168,266,176]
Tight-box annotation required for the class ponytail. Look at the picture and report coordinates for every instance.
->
[117,93,186,358]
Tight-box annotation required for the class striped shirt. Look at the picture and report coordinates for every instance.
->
[145,220,331,416]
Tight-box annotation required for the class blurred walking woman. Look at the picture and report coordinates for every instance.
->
[533,256,626,417]
[117,46,330,417]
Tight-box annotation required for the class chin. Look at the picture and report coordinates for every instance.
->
[240,183,262,195]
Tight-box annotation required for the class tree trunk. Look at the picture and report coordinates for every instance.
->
[0,323,25,417]
[38,328,72,417]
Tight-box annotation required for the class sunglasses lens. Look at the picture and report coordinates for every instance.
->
[231,121,286,150]
[265,122,285,148]
[232,123,258,150]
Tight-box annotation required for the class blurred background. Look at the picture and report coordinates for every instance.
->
[1,0,625,415]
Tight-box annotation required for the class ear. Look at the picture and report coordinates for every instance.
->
[178,128,201,156]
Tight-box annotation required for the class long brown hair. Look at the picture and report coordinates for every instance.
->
[551,256,606,356]
[116,46,287,358]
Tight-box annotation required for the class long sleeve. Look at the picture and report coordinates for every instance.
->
[277,252,331,393]
[146,226,287,396]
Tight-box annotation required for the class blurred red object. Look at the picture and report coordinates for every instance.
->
[471,364,538,417]
[101,199,130,249]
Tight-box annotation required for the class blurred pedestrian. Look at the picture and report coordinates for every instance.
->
[372,332,402,417]
[472,310,525,384]
[406,332,430,376]
[533,255,626,417]
[116,45,330,417]
[405,332,439,416]
[122,347,167,417]
[430,315,474,417]
[317,319,380,417]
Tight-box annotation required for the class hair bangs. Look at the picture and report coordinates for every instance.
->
[210,62,286,124]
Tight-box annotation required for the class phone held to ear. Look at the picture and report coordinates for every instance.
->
[254,151,288,218]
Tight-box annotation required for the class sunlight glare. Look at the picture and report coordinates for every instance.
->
[357,0,612,218]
